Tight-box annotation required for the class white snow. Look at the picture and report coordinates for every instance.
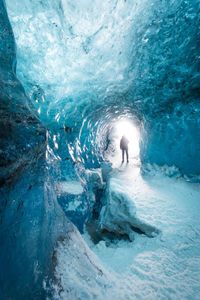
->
[99,175,159,240]
[54,159,200,299]
[56,181,83,195]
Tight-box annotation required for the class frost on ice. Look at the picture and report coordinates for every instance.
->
[1,0,200,299]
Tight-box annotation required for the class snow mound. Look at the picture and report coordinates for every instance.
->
[99,177,160,240]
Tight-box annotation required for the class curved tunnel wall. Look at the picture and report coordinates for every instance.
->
[0,1,75,298]
[140,103,200,177]
[5,0,200,179]
[0,0,200,298]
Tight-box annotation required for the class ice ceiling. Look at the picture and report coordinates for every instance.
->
[5,0,200,176]
[0,0,200,299]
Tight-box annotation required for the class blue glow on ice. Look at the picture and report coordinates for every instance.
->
[0,0,200,298]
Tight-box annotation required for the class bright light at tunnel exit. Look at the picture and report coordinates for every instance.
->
[114,120,140,159]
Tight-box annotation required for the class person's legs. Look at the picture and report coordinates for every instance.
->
[122,149,125,162]
[126,149,129,162]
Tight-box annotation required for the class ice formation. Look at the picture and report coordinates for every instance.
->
[99,176,159,240]
[0,0,200,299]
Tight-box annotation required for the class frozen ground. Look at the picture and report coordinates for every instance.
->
[54,157,200,299]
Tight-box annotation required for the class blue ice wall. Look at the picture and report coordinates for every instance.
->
[5,0,200,178]
[0,1,75,298]
[1,0,200,297]
[140,104,200,177]
[131,0,200,176]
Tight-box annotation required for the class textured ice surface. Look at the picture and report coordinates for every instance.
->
[81,162,200,299]
[99,176,159,240]
[0,1,73,298]
[1,0,200,299]
[6,0,200,176]
[52,160,200,299]
[56,181,83,195]
[52,227,116,300]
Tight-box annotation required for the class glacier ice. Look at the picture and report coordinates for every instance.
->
[84,167,200,299]
[99,176,160,241]
[0,1,81,298]
[0,0,200,299]
[5,0,200,177]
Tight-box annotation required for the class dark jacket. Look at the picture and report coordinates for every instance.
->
[120,136,129,150]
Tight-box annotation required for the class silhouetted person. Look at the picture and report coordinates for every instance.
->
[120,135,129,163]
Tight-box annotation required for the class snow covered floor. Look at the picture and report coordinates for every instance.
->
[54,158,200,299]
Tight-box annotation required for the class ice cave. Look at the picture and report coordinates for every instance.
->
[0,0,200,299]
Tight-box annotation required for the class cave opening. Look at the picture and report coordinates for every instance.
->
[105,117,140,167]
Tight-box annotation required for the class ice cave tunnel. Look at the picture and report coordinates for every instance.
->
[0,0,200,299]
